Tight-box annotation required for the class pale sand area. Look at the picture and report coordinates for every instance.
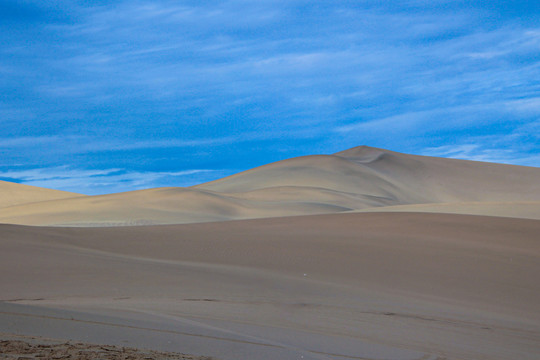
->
[357,201,540,220]
[1,212,539,359]
[0,180,84,208]
[1,146,539,226]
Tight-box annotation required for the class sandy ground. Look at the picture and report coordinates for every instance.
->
[0,333,210,359]
[1,212,539,359]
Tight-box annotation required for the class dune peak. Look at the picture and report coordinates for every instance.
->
[333,145,398,162]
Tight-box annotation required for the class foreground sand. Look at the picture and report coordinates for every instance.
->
[0,333,210,360]
[1,212,539,359]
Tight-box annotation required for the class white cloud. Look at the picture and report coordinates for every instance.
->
[422,144,515,163]
[0,167,217,195]
[422,140,540,167]
[505,97,540,114]
[335,104,492,135]
[461,28,540,59]
[0,166,122,181]
[0,135,237,153]
[335,95,540,138]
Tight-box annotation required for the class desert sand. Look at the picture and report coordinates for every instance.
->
[1,146,540,359]
[0,333,209,360]
[0,180,83,209]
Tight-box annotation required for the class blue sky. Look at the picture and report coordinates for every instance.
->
[1,0,539,194]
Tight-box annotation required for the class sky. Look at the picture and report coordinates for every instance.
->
[1,0,539,195]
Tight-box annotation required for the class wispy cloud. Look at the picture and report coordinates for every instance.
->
[422,126,540,167]
[0,128,319,155]
[506,97,540,114]
[335,102,515,136]
[422,143,540,167]
[422,144,517,164]
[0,167,218,195]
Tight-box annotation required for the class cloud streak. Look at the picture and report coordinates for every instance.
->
[0,166,217,195]
[422,143,540,167]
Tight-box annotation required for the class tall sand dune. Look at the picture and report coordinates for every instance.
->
[198,145,540,203]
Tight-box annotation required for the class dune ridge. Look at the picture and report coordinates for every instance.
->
[1,145,539,226]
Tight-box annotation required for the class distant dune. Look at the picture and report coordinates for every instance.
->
[1,146,539,226]
[0,180,84,208]
[197,146,540,205]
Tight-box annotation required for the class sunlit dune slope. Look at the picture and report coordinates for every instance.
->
[0,187,350,226]
[0,180,84,208]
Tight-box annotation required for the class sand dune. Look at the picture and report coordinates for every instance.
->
[1,146,539,226]
[0,187,351,226]
[1,212,539,359]
[358,200,540,219]
[0,180,84,208]
[197,146,540,203]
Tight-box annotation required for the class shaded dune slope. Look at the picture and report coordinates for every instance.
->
[1,146,539,226]
[1,213,539,359]
[3,212,538,316]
